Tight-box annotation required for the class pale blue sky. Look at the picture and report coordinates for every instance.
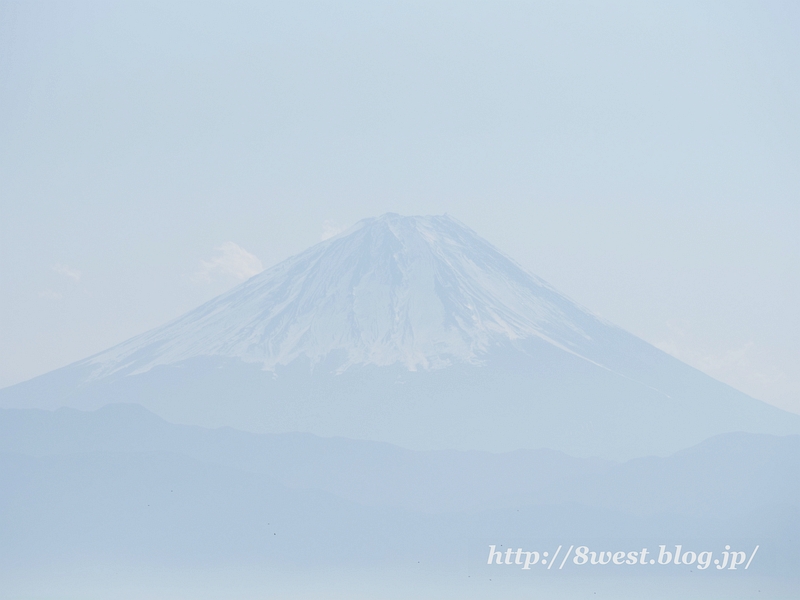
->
[1,1,799,412]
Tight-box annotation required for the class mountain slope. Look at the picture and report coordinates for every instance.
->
[2,214,799,458]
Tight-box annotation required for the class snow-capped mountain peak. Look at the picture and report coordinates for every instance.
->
[86,213,598,377]
[6,213,799,460]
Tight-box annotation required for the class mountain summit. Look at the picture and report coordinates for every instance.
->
[3,214,799,459]
[86,213,602,377]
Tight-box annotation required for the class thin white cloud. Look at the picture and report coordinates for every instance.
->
[52,263,81,282]
[654,320,787,402]
[321,220,345,241]
[197,242,264,283]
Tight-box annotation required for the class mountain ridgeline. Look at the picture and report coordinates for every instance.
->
[2,214,798,459]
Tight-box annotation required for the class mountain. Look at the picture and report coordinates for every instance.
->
[3,403,799,519]
[49,213,626,374]
[2,213,799,458]
[1,404,798,580]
